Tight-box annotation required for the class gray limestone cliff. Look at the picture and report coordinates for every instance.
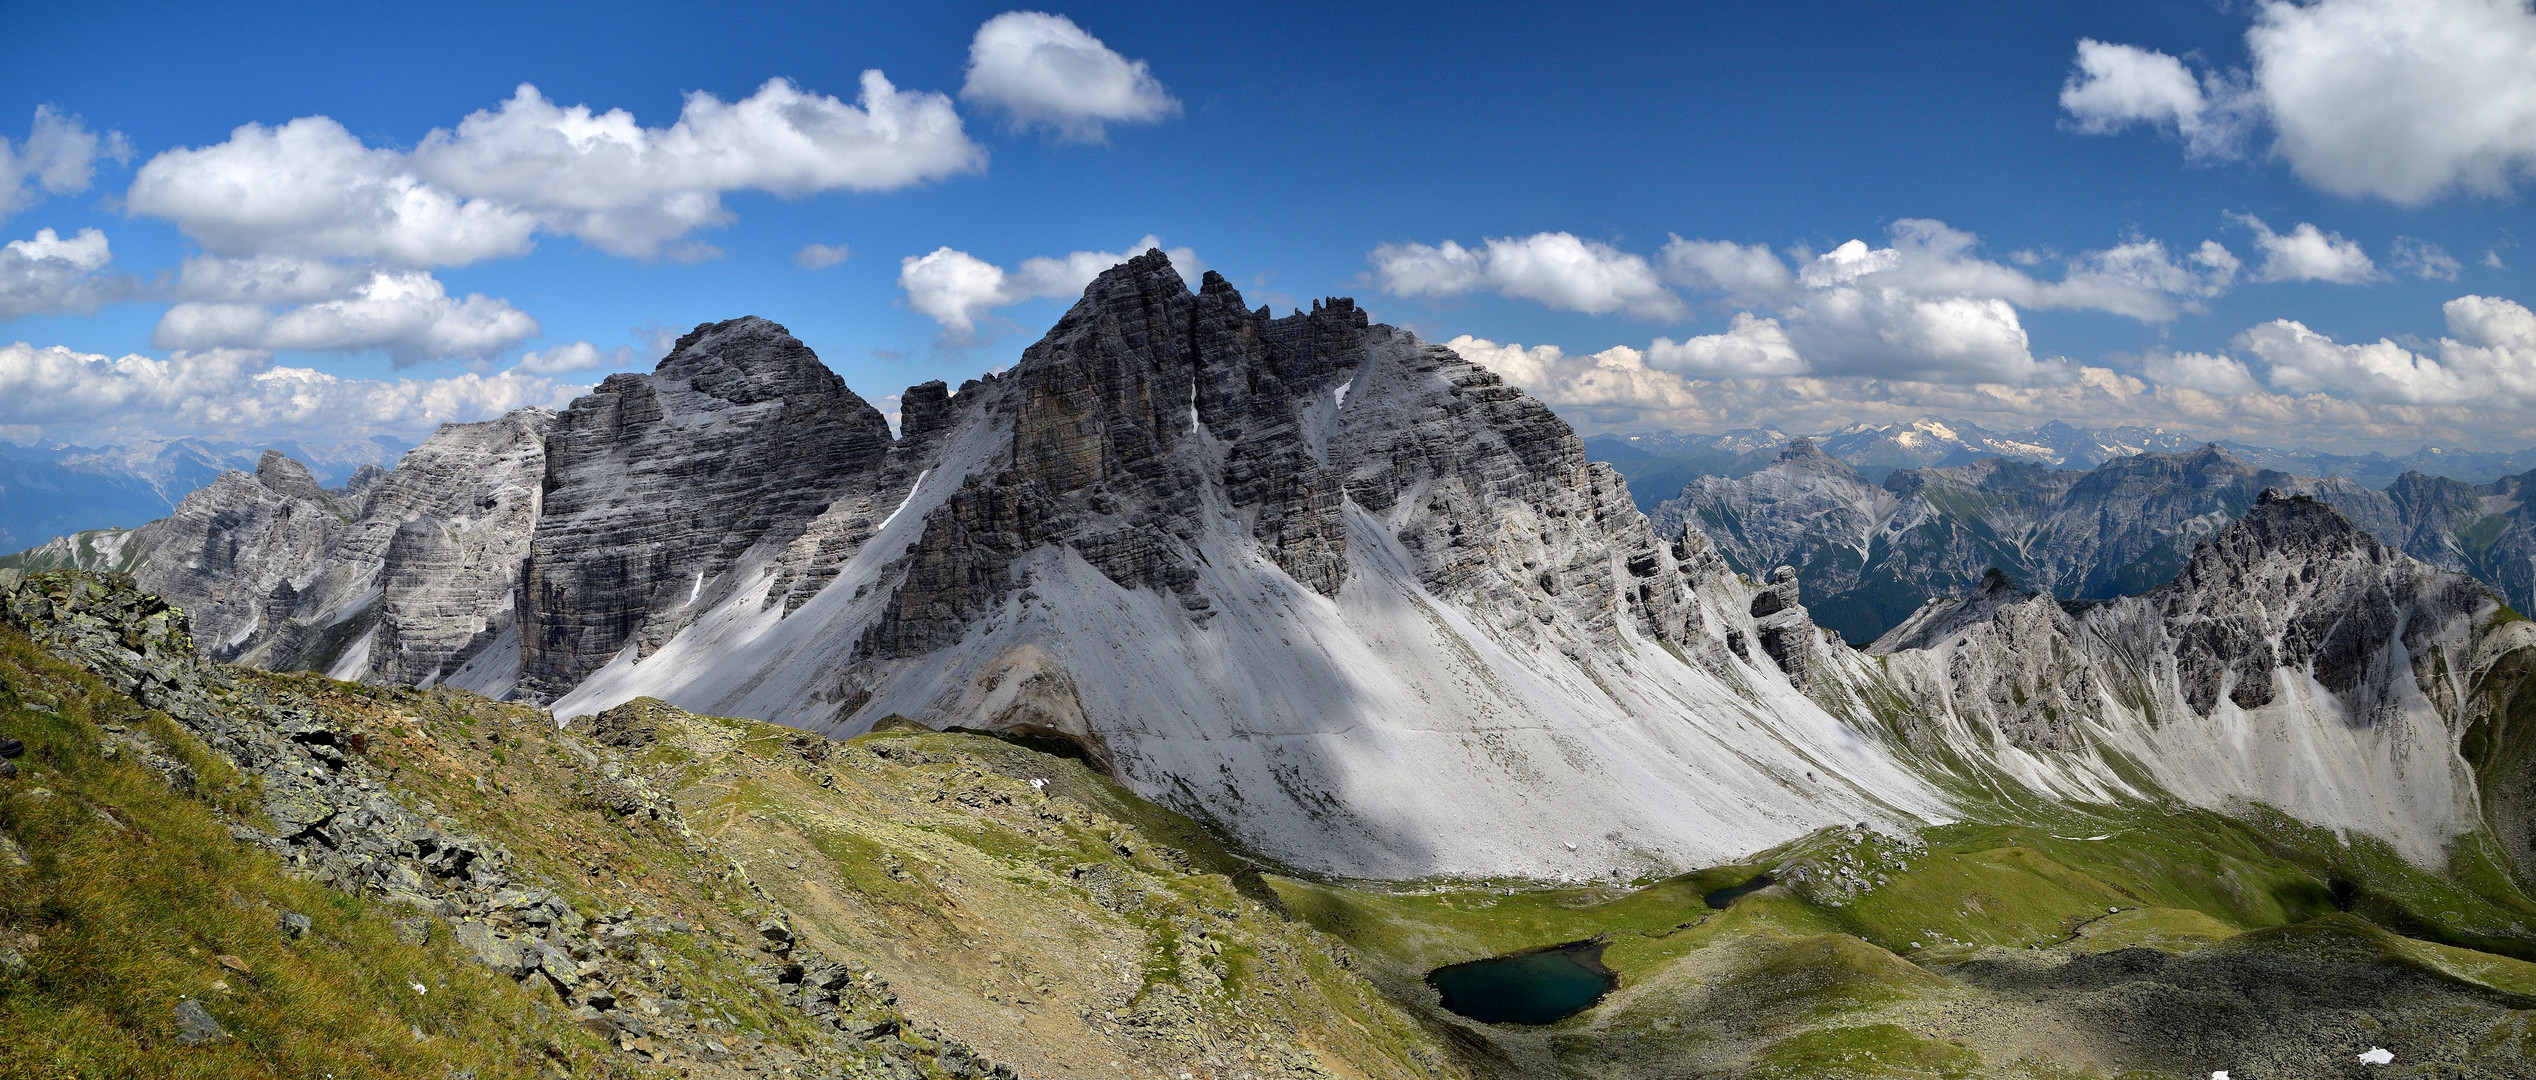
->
[14,413,554,689]
[516,317,894,701]
[122,451,355,663]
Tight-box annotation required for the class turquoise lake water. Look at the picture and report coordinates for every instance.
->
[1426,940,1617,1025]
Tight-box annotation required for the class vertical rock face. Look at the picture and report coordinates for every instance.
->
[517,317,894,701]
[361,414,552,688]
[855,255,1378,660]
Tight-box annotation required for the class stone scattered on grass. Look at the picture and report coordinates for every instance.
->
[172,999,227,1044]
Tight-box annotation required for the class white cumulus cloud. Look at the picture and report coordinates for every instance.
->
[2058,38,2258,158]
[1644,313,1807,377]
[1649,220,2235,383]
[961,11,1179,141]
[2143,350,2264,395]
[128,116,541,267]
[0,341,587,444]
[2063,0,2536,204]
[171,254,374,305]
[1445,335,1702,412]
[154,268,539,366]
[129,75,981,265]
[516,340,639,376]
[1,106,129,222]
[899,247,1011,337]
[1,227,126,320]
[1445,325,2536,459]
[2229,213,2382,284]
[1658,239,1795,303]
[2251,294,2536,404]
[899,235,1203,341]
[1372,232,1686,320]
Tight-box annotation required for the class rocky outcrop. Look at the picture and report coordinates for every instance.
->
[1747,566,1815,686]
[517,317,894,701]
[0,571,523,908]
[117,454,351,663]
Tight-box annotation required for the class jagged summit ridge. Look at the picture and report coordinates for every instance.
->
[853,254,1373,663]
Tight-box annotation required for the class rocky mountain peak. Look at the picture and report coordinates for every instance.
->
[2177,487,2386,586]
[518,318,895,701]
[253,450,330,504]
[341,462,390,496]
[2067,443,2246,492]
[653,316,848,408]
[1772,436,1859,480]
[855,251,1378,663]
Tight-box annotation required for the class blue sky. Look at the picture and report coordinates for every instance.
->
[2,0,2532,453]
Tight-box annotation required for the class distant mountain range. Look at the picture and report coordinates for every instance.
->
[1588,418,2536,507]
[0,435,408,549]
[1643,436,2536,645]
